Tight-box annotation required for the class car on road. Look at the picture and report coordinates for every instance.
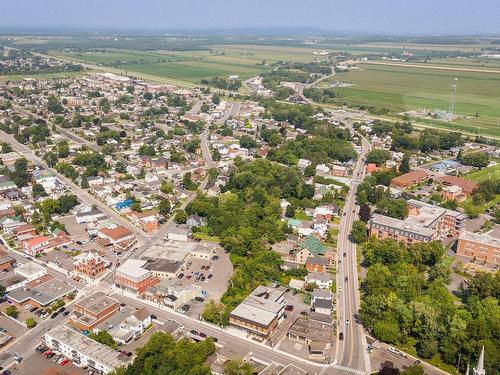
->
[388,347,400,355]
[211,255,219,261]
[151,314,157,320]
[346,319,350,325]
[343,252,346,257]
[50,312,58,319]
[339,332,344,340]
[345,276,348,282]
[338,287,342,292]
[177,273,184,279]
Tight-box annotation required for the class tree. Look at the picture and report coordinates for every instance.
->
[80,175,89,189]
[212,148,221,161]
[212,94,221,105]
[57,194,78,213]
[6,306,18,318]
[202,300,229,327]
[402,365,425,375]
[223,359,253,375]
[158,198,171,216]
[351,220,368,243]
[25,317,37,329]
[43,151,58,167]
[174,210,188,224]
[160,180,175,194]
[399,153,411,174]
[285,205,295,218]
[1,142,12,153]
[366,149,391,166]
[32,183,47,198]
[239,135,257,150]
[47,95,64,113]
[88,330,117,349]
[57,141,70,158]
[182,172,197,191]
[359,204,371,222]
[458,151,489,168]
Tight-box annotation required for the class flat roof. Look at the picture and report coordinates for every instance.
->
[8,277,76,306]
[371,214,436,238]
[15,261,45,278]
[141,240,197,262]
[116,259,149,279]
[145,258,183,274]
[460,231,500,247]
[46,325,130,370]
[230,302,277,328]
[76,292,119,315]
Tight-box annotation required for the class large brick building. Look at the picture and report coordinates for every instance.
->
[390,170,429,189]
[457,231,500,266]
[370,200,466,245]
[114,259,159,295]
[73,251,106,279]
[69,292,120,331]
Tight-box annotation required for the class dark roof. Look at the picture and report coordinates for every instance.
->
[306,256,327,266]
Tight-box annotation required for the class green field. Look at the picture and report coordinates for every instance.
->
[324,63,500,138]
[464,163,500,183]
[0,69,92,83]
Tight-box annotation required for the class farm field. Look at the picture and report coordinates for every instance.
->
[0,69,93,83]
[323,63,500,138]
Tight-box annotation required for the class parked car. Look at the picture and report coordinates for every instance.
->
[63,311,70,316]
[300,311,309,316]
[199,332,207,338]
[177,273,184,279]
[29,306,38,313]
[60,358,70,366]
[190,330,198,336]
[50,312,58,319]
[285,305,294,312]
[207,274,213,279]
[339,332,344,340]
[151,314,157,320]
[195,297,205,303]
[58,307,66,314]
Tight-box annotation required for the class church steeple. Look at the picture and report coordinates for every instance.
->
[472,346,485,375]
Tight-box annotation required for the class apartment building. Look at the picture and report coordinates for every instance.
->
[457,231,500,266]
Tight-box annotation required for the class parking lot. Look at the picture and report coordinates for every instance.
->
[0,315,27,342]
[11,347,87,375]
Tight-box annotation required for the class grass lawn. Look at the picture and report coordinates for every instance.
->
[0,69,93,82]
[192,232,220,243]
[326,63,500,138]
[293,209,311,221]
[464,163,500,183]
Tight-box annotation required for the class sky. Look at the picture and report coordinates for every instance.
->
[0,0,498,35]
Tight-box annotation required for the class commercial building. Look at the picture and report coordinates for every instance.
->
[189,244,216,260]
[144,258,183,279]
[370,214,437,244]
[229,285,285,337]
[145,280,201,310]
[115,259,159,295]
[45,325,131,374]
[70,292,120,331]
[457,231,500,265]
[7,275,76,309]
[73,251,106,279]
[304,272,332,289]
[287,317,333,358]
[97,225,137,251]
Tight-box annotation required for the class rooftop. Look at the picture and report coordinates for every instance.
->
[75,292,119,315]
[8,276,76,306]
[116,259,150,280]
[371,214,436,238]
[460,231,500,247]
[46,325,130,370]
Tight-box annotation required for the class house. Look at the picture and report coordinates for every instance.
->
[76,208,104,224]
[107,308,152,345]
[305,257,328,273]
[229,285,285,337]
[126,210,158,232]
[115,259,159,295]
[186,215,207,228]
[23,235,50,255]
[0,175,16,191]
[69,292,120,331]
[305,272,332,289]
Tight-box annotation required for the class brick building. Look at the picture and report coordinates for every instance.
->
[457,231,500,266]
[73,251,106,279]
[390,170,429,189]
[115,259,159,295]
[69,292,120,331]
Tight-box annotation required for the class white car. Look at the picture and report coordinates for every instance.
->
[388,347,400,355]
[338,287,342,292]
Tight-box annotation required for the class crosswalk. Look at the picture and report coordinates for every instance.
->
[332,364,366,375]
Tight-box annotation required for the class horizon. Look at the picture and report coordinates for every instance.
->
[0,0,499,35]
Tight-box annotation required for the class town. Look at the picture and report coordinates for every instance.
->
[0,4,499,375]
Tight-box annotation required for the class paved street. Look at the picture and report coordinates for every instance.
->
[334,129,372,372]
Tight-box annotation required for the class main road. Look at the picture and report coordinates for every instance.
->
[334,129,372,372]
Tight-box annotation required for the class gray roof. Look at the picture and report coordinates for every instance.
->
[8,278,76,306]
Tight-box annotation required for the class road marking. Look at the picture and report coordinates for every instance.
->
[333,364,366,375]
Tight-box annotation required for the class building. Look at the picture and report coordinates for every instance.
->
[7,275,76,309]
[436,175,478,196]
[144,258,184,279]
[44,325,131,374]
[370,199,466,244]
[0,175,16,191]
[305,257,328,273]
[0,248,15,271]
[229,285,285,337]
[167,225,190,242]
[145,280,201,310]
[457,231,500,265]
[97,225,136,251]
[126,210,158,232]
[390,170,429,189]
[115,259,159,295]
[70,292,120,331]
[189,244,216,260]
[305,272,332,289]
[73,251,107,279]
[23,235,50,255]
[287,317,333,358]
[108,307,152,345]
[76,208,104,224]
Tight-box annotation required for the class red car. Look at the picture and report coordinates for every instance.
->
[285,305,294,312]
[60,358,70,366]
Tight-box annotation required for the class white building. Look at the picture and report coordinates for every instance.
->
[45,325,131,374]
[305,272,332,289]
